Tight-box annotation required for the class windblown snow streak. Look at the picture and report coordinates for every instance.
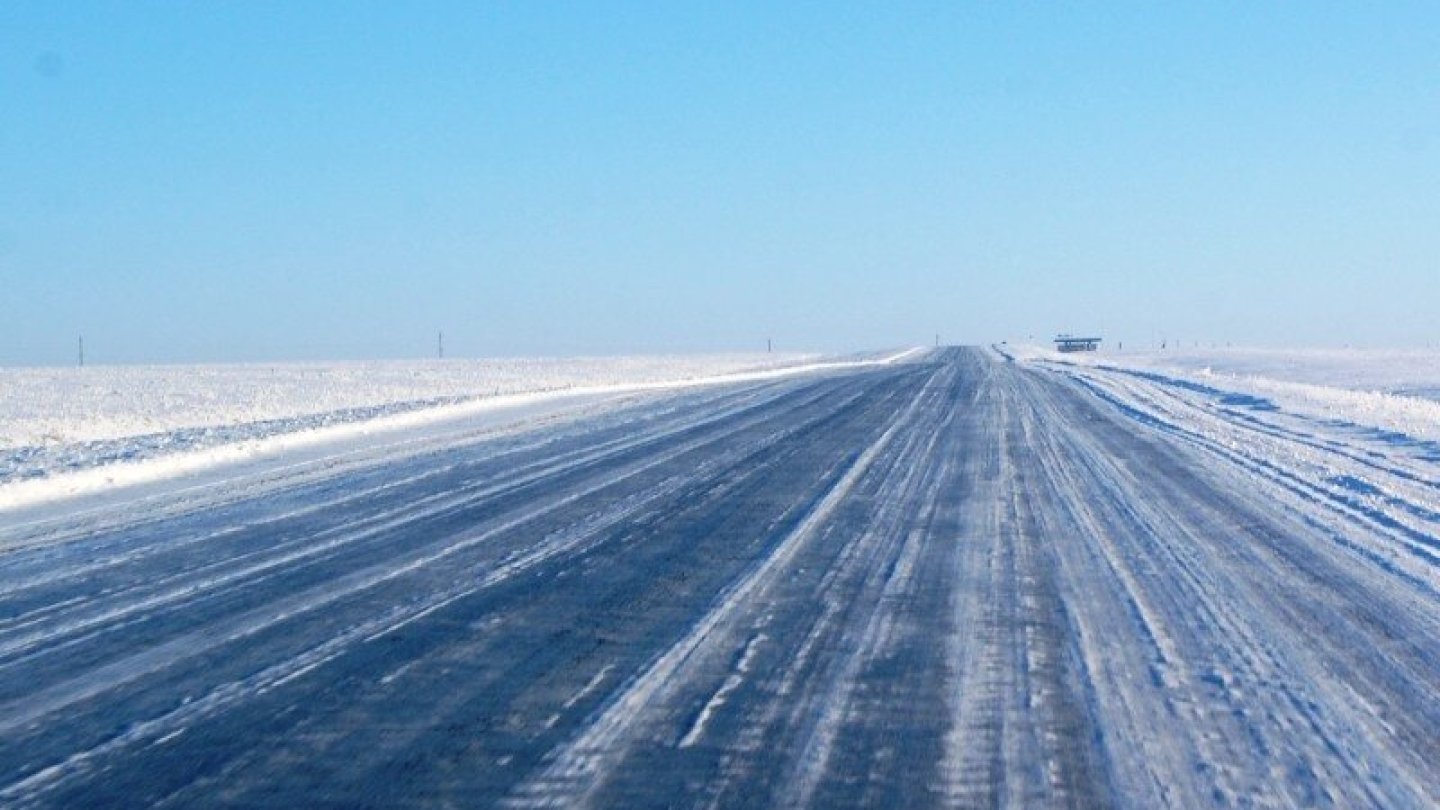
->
[0,349,1436,808]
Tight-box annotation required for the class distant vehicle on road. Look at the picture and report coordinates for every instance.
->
[1054,334,1102,352]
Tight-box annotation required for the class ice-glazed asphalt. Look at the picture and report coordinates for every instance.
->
[1,348,1437,808]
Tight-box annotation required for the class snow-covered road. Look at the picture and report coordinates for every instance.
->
[1,348,1436,807]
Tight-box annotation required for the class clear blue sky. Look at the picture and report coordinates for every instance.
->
[3,2,1438,364]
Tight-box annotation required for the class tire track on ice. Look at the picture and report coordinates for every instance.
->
[0,379,889,801]
[0,370,921,807]
[504,360,939,809]
[1010,363,1439,806]
[0,381,846,671]
[0,383,816,649]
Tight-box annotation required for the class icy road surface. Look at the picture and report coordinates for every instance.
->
[1,348,1437,808]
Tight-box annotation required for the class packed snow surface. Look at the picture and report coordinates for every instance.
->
[1011,344,1440,443]
[3,348,1436,807]
[1055,346,1440,397]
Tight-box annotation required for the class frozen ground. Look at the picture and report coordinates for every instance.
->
[1,347,1436,808]
[1,354,820,448]
[1012,344,1440,443]
[0,353,842,498]
[1028,345,1440,397]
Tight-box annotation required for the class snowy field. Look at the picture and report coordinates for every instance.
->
[4,347,1436,807]
[1059,346,1440,398]
[1011,344,1440,443]
[0,353,827,495]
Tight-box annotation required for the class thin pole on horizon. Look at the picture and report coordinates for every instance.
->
[438,331,444,359]
[767,338,771,354]
[78,335,84,367]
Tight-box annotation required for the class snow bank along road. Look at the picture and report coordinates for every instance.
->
[1,348,1437,808]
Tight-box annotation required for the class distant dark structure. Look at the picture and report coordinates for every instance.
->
[1054,334,1101,353]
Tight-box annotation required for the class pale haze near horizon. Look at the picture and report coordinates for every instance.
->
[2,3,1438,366]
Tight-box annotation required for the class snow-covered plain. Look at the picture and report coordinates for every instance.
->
[0,355,819,495]
[1011,344,1440,443]
[1044,346,1440,397]
[1,355,822,449]
[0,351,933,511]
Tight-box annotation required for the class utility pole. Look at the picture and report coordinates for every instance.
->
[935,333,940,347]
[437,330,444,359]
[78,335,84,367]
[767,338,772,353]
